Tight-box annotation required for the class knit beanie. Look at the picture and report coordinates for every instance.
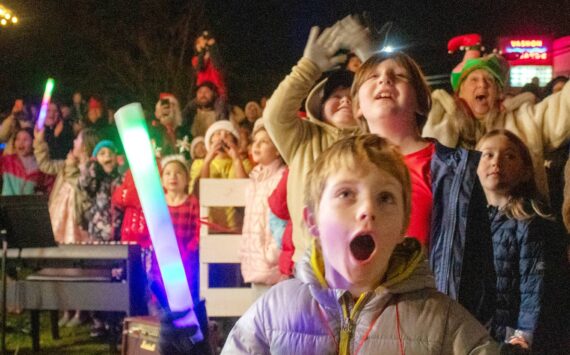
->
[190,136,205,160]
[252,118,266,137]
[306,69,354,120]
[92,140,118,157]
[88,97,103,110]
[451,54,509,92]
[322,70,355,104]
[204,120,239,151]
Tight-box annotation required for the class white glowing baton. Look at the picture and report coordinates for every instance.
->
[114,103,203,342]
[36,78,55,130]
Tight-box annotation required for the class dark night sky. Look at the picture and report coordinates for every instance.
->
[1,0,569,111]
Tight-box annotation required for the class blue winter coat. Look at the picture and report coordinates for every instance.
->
[488,205,570,351]
[429,142,496,324]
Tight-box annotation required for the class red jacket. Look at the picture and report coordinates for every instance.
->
[268,168,294,276]
[112,170,151,247]
[192,50,227,99]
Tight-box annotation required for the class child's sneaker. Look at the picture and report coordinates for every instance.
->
[65,315,84,327]
[89,317,107,338]
[89,326,107,338]
[58,312,71,327]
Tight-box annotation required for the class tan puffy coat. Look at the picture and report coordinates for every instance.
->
[423,82,570,197]
[34,138,89,243]
[263,57,361,262]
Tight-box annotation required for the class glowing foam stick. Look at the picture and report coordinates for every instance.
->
[114,103,203,341]
[36,78,55,130]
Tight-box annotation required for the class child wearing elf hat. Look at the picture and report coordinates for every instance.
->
[189,120,252,232]
[422,33,570,198]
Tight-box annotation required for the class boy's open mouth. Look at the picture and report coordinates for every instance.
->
[350,234,376,261]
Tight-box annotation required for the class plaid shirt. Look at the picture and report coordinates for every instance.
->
[167,195,201,299]
[168,195,200,254]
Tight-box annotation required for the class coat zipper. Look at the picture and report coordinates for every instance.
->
[339,292,371,355]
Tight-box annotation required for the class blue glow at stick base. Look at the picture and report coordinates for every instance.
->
[114,103,203,341]
[36,78,55,130]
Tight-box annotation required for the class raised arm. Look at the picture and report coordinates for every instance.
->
[0,113,15,142]
[528,80,570,152]
[263,25,345,164]
[33,128,65,175]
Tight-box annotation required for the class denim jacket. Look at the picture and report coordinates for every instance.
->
[429,142,496,324]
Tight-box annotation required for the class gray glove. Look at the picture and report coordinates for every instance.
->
[335,15,375,62]
[302,25,346,72]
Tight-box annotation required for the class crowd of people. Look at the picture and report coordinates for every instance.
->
[2,15,569,354]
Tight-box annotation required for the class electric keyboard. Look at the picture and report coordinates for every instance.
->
[5,243,147,315]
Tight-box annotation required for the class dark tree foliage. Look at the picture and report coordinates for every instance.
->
[0,0,208,112]
[74,0,208,110]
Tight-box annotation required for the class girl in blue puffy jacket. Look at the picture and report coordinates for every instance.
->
[477,129,569,353]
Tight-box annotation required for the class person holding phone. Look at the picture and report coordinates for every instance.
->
[149,93,189,158]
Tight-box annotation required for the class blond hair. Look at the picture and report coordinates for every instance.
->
[476,129,550,220]
[305,134,412,233]
[351,52,432,132]
[80,128,100,157]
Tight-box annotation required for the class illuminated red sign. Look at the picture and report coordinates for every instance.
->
[499,36,552,66]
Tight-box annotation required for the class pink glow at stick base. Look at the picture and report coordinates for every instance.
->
[36,78,55,130]
[114,103,203,342]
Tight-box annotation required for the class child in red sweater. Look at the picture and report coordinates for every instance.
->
[157,155,200,303]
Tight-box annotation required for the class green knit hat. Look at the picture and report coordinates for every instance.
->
[451,54,509,92]
[92,140,118,157]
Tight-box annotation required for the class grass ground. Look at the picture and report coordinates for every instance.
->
[5,313,237,354]
[6,312,112,355]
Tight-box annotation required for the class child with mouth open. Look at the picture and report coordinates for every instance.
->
[78,139,124,337]
[78,139,122,242]
[1,127,53,195]
[345,45,496,324]
[222,134,501,354]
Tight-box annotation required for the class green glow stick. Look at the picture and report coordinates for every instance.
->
[114,103,203,341]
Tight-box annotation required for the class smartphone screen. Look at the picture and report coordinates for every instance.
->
[14,99,24,112]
